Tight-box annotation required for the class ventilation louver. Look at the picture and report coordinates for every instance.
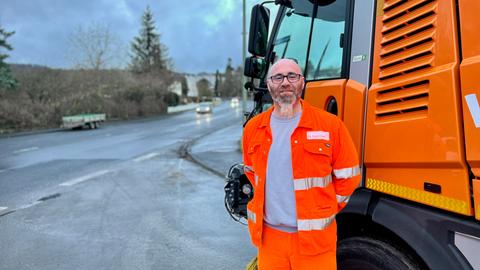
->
[376,0,436,121]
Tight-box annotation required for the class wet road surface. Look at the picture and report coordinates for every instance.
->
[0,102,256,270]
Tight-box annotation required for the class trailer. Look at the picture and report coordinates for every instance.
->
[62,114,106,130]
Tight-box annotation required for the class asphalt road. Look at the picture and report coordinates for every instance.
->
[0,102,256,270]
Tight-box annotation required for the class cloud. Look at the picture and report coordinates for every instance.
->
[204,0,237,31]
[0,0,255,73]
[112,0,135,22]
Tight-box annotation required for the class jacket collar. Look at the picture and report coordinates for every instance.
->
[259,99,315,129]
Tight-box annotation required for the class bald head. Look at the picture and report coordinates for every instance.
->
[267,59,303,78]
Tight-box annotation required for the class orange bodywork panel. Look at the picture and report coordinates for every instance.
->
[365,0,472,215]
[343,80,366,163]
[458,0,480,220]
[458,1,480,178]
[304,79,366,162]
[304,79,346,120]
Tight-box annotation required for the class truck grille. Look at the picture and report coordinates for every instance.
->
[376,80,429,120]
[376,0,436,121]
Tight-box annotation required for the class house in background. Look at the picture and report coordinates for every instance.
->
[168,73,216,101]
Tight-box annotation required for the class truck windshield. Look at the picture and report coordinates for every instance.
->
[271,1,314,75]
[270,0,347,80]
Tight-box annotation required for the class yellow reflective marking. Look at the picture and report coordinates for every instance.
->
[377,0,384,17]
[474,198,480,220]
[245,257,258,270]
[366,178,470,215]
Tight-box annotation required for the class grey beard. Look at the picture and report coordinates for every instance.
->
[276,94,295,105]
[274,95,297,118]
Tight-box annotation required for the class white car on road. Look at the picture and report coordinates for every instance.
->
[196,102,213,114]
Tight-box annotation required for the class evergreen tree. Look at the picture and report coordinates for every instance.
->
[130,6,170,73]
[234,66,243,96]
[214,70,220,97]
[220,58,238,97]
[0,26,17,89]
[180,75,189,97]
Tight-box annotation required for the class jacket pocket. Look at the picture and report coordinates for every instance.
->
[302,141,332,175]
[311,204,336,217]
[247,141,262,155]
[303,141,332,157]
[247,141,262,169]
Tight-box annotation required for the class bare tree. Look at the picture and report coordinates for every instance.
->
[67,22,123,70]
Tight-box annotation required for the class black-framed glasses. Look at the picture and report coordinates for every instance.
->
[268,73,303,84]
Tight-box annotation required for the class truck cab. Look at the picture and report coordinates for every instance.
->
[243,0,480,269]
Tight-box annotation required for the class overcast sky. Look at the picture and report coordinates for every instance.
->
[0,0,262,73]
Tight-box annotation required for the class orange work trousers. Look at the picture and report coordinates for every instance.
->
[258,225,336,270]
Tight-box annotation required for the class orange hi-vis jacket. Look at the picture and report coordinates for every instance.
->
[242,99,361,255]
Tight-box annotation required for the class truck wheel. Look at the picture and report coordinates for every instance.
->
[89,122,96,129]
[337,236,423,270]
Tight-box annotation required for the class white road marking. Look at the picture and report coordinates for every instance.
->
[59,170,110,187]
[134,152,160,162]
[177,159,184,170]
[0,207,8,212]
[13,146,39,154]
[18,201,41,210]
[465,94,480,128]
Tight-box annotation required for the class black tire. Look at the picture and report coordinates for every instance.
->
[337,237,423,270]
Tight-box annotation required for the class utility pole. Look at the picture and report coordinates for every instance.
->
[242,0,248,115]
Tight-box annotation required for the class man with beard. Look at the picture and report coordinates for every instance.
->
[242,59,360,270]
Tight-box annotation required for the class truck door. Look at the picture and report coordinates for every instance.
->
[268,0,365,162]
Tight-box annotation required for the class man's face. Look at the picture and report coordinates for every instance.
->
[266,60,304,106]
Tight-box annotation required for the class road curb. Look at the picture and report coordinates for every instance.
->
[0,128,63,139]
[181,138,226,179]
[0,207,14,217]
[187,151,226,179]
[182,124,240,179]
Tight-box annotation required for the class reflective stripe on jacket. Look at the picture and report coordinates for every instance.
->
[242,99,360,255]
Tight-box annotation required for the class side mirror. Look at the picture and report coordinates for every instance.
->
[248,4,270,57]
[244,56,267,79]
